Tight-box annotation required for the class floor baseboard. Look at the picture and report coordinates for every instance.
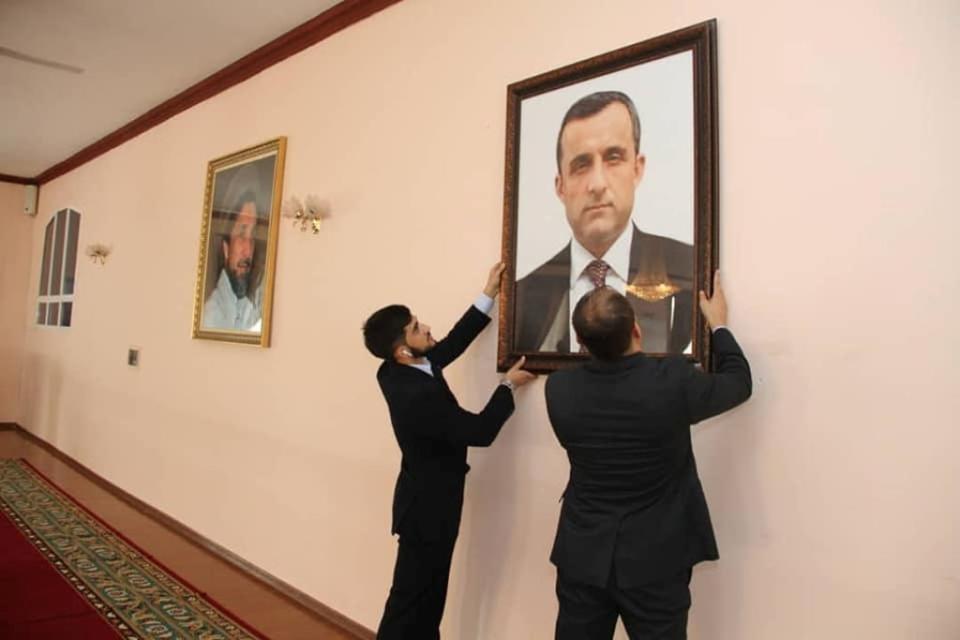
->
[7,423,375,640]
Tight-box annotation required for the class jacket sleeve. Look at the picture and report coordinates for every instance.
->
[683,328,753,424]
[408,384,515,447]
[427,305,491,370]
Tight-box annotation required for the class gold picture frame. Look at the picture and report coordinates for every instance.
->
[192,138,286,346]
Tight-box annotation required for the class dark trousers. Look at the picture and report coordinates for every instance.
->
[376,534,457,640]
[555,567,692,640]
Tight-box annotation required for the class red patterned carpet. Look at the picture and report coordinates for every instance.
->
[0,459,266,639]
[0,499,123,638]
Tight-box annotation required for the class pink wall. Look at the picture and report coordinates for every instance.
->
[14,1,960,638]
[0,183,32,421]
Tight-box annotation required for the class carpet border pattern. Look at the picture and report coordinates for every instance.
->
[0,459,265,640]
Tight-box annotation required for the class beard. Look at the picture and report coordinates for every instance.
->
[225,263,252,299]
[407,342,434,358]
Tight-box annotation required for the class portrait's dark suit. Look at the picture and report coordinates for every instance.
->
[375,305,515,640]
[515,226,694,354]
[545,329,751,639]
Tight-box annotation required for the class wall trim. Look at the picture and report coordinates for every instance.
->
[4,423,375,639]
[0,174,38,186]
[33,0,403,185]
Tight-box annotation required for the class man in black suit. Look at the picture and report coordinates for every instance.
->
[364,263,536,640]
[545,273,752,639]
[515,91,693,354]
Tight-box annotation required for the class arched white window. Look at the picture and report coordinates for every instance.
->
[37,208,80,327]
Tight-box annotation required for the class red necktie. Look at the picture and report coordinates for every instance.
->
[585,259,610,289]
[578,260,610,354]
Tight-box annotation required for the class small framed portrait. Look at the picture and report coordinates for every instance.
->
[192,138,286,346]
[498,20,718,372]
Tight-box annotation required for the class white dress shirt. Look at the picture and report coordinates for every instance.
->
[203,269,262,331]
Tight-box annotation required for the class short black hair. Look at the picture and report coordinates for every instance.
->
[572,288,635,361]
[555,91,641,172]
[363,305,411,360]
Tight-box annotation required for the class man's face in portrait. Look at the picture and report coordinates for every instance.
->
[555,101,645,255]
[222,201,257,299]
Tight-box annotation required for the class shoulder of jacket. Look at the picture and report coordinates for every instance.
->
[546,366,583,389]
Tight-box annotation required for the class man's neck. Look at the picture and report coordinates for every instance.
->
[581,238,616,259]
[624,336,643,356]
[573,222,634,261]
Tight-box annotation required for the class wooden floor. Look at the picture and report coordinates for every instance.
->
[0,428,369,640]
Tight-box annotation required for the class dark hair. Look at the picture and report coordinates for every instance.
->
[572,288,635,361]
[363,305,412,360]
[555,91,641,172]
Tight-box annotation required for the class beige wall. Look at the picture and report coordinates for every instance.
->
[0,183,32,422]
[14,0,959,637]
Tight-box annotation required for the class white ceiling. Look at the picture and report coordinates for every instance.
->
[0,0,344,178]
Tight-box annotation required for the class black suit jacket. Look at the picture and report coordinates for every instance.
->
[544,328,751,587]
[377,305,515,543]
[515,226,694,354]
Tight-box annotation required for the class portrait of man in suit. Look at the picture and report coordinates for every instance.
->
[514,88,694,355]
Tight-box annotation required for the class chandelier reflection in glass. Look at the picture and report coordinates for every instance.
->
[625,249,680,302]
[626,278,680,302]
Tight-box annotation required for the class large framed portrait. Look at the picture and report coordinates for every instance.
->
[192,138,286,346]
[498,20,718,372]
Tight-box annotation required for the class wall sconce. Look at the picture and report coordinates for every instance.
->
[85,244,111,264]
[282,194,331,234]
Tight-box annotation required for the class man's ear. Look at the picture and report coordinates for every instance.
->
[633,153,646,186]
[632,321,643,350]
[555,173,565,199]
[221,238,229,262]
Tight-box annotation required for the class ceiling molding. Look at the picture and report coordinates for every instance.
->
[0,173,38,186]
[33,0,403,185]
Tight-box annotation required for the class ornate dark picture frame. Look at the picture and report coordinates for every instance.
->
[498,20,718,372]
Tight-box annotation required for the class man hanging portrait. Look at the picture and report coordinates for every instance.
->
[498,21,718,372]
[192,138,286,346]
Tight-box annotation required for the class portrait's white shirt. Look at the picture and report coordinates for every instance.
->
[203,269,262,331]
[567,226,633,351]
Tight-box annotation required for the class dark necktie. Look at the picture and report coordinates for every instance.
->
[585,259,610,289]
[577,260,611,353]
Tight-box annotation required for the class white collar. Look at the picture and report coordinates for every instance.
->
[215,269,239,301]
[406,361,434,377]
[569,225,633,289]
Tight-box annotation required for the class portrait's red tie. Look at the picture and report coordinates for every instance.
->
[577,260,611,353]
[585,259,610,289]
